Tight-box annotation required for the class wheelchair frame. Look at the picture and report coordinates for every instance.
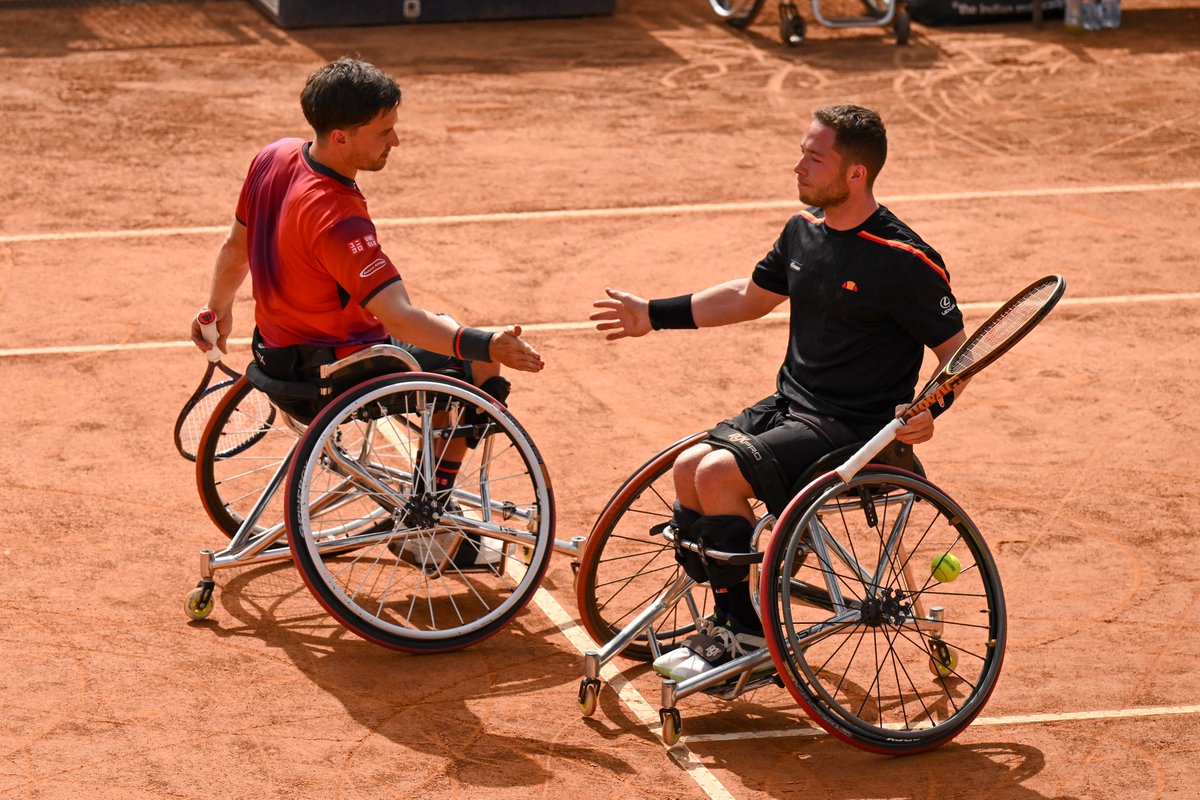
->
[185,344,581,652]
[709,0,912,47]
[573,431,1006,753]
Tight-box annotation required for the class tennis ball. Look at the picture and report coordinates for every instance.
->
[931,552,961,583]
[929,644,958,678]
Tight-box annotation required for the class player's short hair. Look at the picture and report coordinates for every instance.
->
[300,57,401,137]
[812,104,887,186]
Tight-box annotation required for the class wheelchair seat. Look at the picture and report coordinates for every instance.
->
[793,439,924,495]
[245,344,420,425]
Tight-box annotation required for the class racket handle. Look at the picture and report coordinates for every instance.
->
[197,309,223,363]
[835,418,904,483]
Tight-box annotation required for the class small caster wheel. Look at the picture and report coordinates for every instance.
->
[779,2,805,46]
[185,586,214,620]
[660,708,683,746]
[578,678,601,717]
[928,638,957,677]
[894,6,911,45]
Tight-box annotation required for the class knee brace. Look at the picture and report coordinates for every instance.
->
[669,502,707,584]
[692,515,754,590]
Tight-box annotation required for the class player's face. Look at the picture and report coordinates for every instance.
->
[793,121,851,208]
[346,106,401,172]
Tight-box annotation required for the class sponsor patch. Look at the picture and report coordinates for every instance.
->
[842,280,859,292]
[360,258,388,278]
[347,238,365,255]
[940,296,956,315]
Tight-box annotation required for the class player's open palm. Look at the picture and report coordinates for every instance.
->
[591,287,651,340]
[490,325,544,373]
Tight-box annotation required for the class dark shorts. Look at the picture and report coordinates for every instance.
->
[706,394,875,506]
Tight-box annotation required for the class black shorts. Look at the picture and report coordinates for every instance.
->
[707,394,874,497]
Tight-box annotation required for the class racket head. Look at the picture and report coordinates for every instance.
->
[908,275,1065,417]
[946,274,1066,379]
[174,377,237,461]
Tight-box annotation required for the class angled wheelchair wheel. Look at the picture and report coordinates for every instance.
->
[759,468,1006,754]
[196,376,298,538]
[286,374,555,653]
[709,0,766,27]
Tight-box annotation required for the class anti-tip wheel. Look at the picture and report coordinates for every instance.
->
[578,679,601,717]
[185,587,214,620]
[660,708,683,746]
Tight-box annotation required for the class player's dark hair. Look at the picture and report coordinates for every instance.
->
[813,105,887,187]
[300,58,401,138]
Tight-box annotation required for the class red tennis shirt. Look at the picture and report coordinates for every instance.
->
[235,137,401,350]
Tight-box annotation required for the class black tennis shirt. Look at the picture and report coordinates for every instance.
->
[752,205,964,428]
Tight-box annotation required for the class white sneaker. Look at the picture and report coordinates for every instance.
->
[667,624,767,682]
[651,616,721,677]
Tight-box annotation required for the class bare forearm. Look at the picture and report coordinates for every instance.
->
[691,278,781,327]
[374,302,462,355]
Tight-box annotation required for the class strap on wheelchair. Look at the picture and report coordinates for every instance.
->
[704,423,792,517]
[244,362,324,400]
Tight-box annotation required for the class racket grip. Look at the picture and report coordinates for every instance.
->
[835,418,904,483]
[197,309,223,363]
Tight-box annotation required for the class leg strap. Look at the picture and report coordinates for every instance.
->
[692,515,754,590]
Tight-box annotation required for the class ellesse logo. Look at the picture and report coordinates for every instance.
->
[842,280,859,292]
[360,258,388,278]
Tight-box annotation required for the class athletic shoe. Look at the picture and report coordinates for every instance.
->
[666,622,768,683]
[652,615,723,677]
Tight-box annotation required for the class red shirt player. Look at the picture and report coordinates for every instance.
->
[190,57,543,398]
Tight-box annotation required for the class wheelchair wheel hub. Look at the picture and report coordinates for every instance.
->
[404,492,444,529]
[859,587,911,627]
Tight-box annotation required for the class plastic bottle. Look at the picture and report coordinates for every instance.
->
[1064,0,1082,29]
[1100,0,1121,28]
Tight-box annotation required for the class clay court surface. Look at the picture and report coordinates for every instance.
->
[2,0,1199,796]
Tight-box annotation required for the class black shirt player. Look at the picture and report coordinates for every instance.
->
[590,104,967,682]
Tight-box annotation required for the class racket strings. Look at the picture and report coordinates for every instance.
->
[180,389,231,457]
[949,281,1058,374]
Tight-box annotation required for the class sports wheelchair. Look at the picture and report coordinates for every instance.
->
[185,344,568,652]
[710,0,912,47]
[573,431,1006,753]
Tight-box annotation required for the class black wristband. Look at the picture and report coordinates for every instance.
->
[453,326,494,363]
[929,388,956,418]
[648,294,697,330]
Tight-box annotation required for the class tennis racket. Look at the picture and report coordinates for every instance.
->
[173,309,241,462]
[836,274,1066,481]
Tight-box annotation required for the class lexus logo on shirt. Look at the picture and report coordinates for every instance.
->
[940,296,956,315]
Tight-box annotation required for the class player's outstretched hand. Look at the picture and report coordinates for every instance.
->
[490,325,544,373]
[591,287,651,340]
[895,405,935,444]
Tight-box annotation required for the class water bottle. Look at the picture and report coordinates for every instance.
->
[1064,0,1082,29]
[1100,0,1121,28]
[1081,0,1102,30]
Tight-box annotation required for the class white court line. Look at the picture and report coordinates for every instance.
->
[680,704,1200,744]
[530,585,736,800]
[2,180,1198,244]
[1,291,1198,359]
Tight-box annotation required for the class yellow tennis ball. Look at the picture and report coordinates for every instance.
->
[929,644,958,677]
[931,552,961,583]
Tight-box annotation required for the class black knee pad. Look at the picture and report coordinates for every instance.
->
[692,515,754,590]
[670,502,707,583]
[478,375,511,405]
[466,376,512,448]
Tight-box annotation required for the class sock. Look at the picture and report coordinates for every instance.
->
[434,459,461,494]
[712,588,730,626]
[726,581,762,635]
